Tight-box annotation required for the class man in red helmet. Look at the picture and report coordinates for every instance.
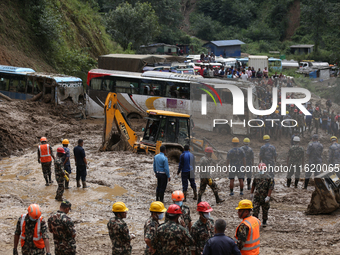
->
[197,147,224,204]
[55,147,67,201]
[152,204,194,254]
[38,137,55,186]
[312,107,321,134]
[191,202,214,255]
[14,204,51,255]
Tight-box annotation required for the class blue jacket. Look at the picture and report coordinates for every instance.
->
[178,151,195,174]
[203,233,241,255]
[153,152,170,178]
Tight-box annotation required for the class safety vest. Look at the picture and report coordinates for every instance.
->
[39,144,52,163]
[235,216,261,255]
[20,214,45,249]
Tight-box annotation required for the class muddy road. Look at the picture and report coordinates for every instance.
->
[1,101,340,254]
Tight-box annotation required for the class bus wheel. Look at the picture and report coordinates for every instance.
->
[127,113,142,119]
[166,148,182,163]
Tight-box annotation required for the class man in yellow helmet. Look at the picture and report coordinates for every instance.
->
[144,202,166,255]
[62,139,71,189]
[226,137,246,196]
[235,200,261,254]
[107,202,135,255]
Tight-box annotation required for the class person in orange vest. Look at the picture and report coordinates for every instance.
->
[235,200,261,255]
[13,204,51,255]
[38,137,55,186]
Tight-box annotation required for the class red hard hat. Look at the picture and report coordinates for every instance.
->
[316,107,319,111]
[197,202,213,213]
[40,137,47,142]
[205,147,213,153]
[290,104,294,107]
[258,163,266,171]
[27,204,41,220]
[279,102,281,104]
[299,111,302,114]
[167,204,182,215]
[57,147,65,154]
[294,109,298,112]
[171,190,184,202]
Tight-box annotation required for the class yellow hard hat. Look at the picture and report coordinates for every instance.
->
[243,138,250,144]
[275,110,279,114]
[149,201,167,213]
[112,202,129,212]
[62,139,70,145]
[286,111,289,114]
[235,199,253,210]
[276,105,279,108]
[263,135,270,140]
[232,137,239,143]
[330,136,338,141]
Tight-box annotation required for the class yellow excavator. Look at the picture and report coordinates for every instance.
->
[100,92,223,161]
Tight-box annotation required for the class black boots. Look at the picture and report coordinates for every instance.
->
[197,194,202,204]
[65,181,69,189]
[183,191,187,202]
[77,180,81,188]
[247,178,251,190]
[156,192,160,201]
[193,188,197,200]
[294,179,299,188]
[287,178,291,187]
[214,192,225,204]
[82,181,89,188]
[304,179,309,189]
[159,193,164,203]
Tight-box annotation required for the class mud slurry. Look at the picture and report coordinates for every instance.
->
[1,107,340,254]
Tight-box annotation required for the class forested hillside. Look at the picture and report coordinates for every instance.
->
[0,0,339,78]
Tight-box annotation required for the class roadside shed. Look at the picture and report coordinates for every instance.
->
[290,44,314,54]
[203,40,245,57]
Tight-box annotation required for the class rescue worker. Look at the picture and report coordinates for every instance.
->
[38,137,55,186]
[226,137,246,196]
[152,204,194,255]
[287,136,304,188]
[250,163,274,227]
[235,200,261,254]
[144,201,167,255]
[107,202,135,255]
[13,204,51,255]
[297,111,305,137]
[305,106,313,133]
[291,130,299,146]
[259,135,277,178]
[292,109,298,133]
[165,191,192,231]
[47,200,76,255]
[55,147,67,201]
[240,138,254,190]
[305,134,323,189]
[312,107,321,134]
[153,145,170,203]
[177,144,197,201]
[197,147,224,204]
[62,139,71,189]
[191,202,214,255]
[202,219,241,255]
[328,136,340,177]
[73,139,88,188]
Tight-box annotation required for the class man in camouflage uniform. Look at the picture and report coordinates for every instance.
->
[107,202,135,255]
[227,137,246,196]
[297,111,305,137]
[47,200,76,255]
[197,147,224,204]
[14,204,51,255]
[287,136,304,188]
[305,134,324,189]
[250,163,274,226]
[144,201,167,255]
[259,135,277,178]
[328,136,340,178]
[312,107,321,134]
[152,204,194,255]
[165,191,192,231]
[55,147,67,201]
[240,138,254,190]
[190,202,214,255]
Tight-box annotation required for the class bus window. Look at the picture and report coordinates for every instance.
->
[90,77,102,90]
[26,80,34,94]
[17,80,26,93]
[116,79,138,94]
[0,78,8,90]
[103,78,114,91]
[141,80,164,96]
[177,83,190,99]
[34,80,42,94]
[9,79,17,92]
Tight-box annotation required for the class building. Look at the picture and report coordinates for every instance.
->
[139,43,179,55]
[290,45,314,54]
[203,40,245,57]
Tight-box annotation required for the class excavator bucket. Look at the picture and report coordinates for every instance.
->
[100,93,138,151]
[306,173,340,214]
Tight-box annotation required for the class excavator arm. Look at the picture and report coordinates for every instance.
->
[101,93,138,151]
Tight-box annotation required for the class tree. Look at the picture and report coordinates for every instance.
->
[106,2,160,50]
